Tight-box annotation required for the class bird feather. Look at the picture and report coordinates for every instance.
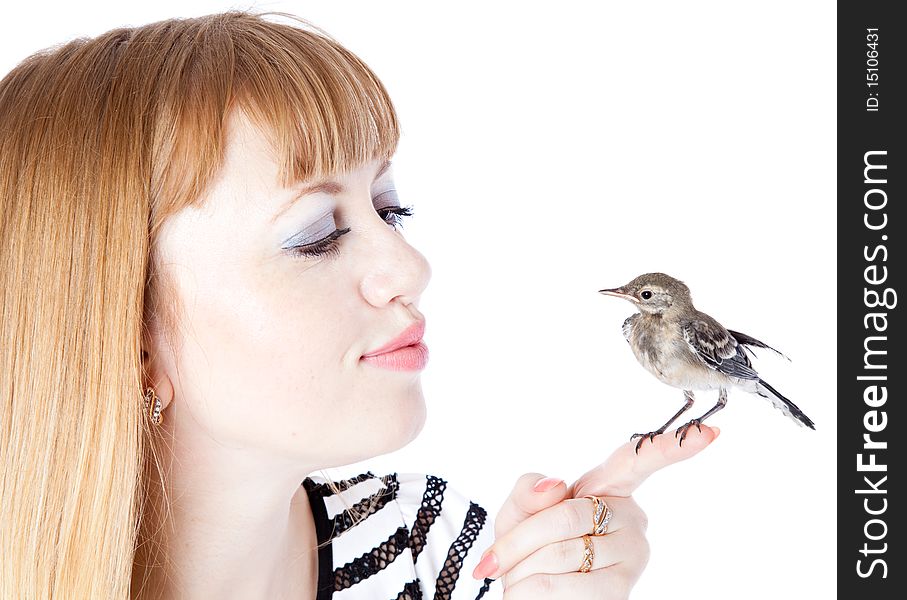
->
[681,315,760,381]
[622,314,638,341]
[727,329,791,361]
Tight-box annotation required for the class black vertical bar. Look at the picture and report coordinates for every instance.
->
[838,1,904,595]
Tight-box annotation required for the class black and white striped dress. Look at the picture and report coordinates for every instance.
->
[302,472,500,599]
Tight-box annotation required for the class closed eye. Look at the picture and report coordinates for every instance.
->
[378,205,414,230]
[286,204,414,261]
[286,227,350,259]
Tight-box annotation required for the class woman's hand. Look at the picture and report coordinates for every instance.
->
[474,425,719,598]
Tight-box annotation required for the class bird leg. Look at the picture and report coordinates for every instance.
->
[631,390,695,453]
[676,387,728,445]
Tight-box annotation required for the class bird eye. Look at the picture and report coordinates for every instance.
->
[640,290,652,300]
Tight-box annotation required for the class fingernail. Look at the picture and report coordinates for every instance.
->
[532,476,563,493]
[472,551,498,579]
[712,427,721,439]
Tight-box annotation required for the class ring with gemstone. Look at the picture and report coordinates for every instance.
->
[583,495,613,536]
[578,534,594,573]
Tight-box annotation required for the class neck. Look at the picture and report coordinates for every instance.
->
[134,406,320,599]
[640,304,690,322]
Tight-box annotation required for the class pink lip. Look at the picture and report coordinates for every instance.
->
[361,321,429,371]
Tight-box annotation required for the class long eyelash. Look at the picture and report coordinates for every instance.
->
[288,205,413,260]
[289,227,351,259]
[378,205,414,229]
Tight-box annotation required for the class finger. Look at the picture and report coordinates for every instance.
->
[503,563,643,600]
[571,424,720,499]
[476,496,637,581]
[493,473,569,538]
[503,526,649,589]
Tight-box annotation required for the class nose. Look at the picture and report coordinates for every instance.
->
[359,226,432,309]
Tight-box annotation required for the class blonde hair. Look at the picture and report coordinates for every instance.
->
[0,11,398,598]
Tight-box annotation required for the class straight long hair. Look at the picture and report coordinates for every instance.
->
[0,12,398,598]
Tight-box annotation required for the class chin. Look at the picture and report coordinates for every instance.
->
[314,378,428,468]
[322,391,425,468]
[401,397,427,445]
[372,387,428,459]
[386,390,427,452]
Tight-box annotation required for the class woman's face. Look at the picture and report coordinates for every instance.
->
[149,111,431,468]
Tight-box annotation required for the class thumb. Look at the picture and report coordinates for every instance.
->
[570,425,720,499]
[493,473,569,538]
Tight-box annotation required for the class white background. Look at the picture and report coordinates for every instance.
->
[2,2,836,598]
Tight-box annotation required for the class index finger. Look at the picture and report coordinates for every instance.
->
[570,425,720,499]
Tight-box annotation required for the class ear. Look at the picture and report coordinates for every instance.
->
[141,336,175,413]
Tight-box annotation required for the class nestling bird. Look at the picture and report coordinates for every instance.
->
[599,272,815,452]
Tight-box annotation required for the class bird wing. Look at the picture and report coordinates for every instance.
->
[622,314,638,341]
[681,315,760,380]
[726,329,790,361]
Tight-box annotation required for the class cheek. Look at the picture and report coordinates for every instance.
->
[164,248,425,464]
[171,263,357,442]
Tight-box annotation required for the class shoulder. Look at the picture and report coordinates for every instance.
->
[394,473,498,599]
[304,472,499,599]
[680,311,735,355]
[681,312,761,379]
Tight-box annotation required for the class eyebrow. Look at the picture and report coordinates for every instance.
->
[271,159,393,223]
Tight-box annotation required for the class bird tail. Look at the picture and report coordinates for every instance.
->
[756,379,815,429]
[728,329,791,361]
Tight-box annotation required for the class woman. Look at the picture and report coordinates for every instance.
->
[0,11,717,599]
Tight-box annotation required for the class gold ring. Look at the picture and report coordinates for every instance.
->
[578,534,594,573]
[583,495,613,536]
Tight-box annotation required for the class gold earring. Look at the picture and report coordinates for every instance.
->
[143,387,164,425]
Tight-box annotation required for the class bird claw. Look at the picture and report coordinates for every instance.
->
[630,431,660,454]
[675,420,702,446]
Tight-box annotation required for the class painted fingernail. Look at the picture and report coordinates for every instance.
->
[532,476,563,493]
[472,551,498,579]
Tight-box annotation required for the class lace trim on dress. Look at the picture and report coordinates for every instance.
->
[473,578,494,599]
[334,527,410,590]
[409,475,447,560]
[433,502,488,600]
[304,473,494,599]
[308,472,376,497]
[331,473,400,537]
[392,579,423,600]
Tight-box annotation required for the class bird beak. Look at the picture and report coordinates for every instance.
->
[598,287,638,303]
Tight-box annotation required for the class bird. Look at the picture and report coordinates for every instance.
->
[598,272,815,452]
